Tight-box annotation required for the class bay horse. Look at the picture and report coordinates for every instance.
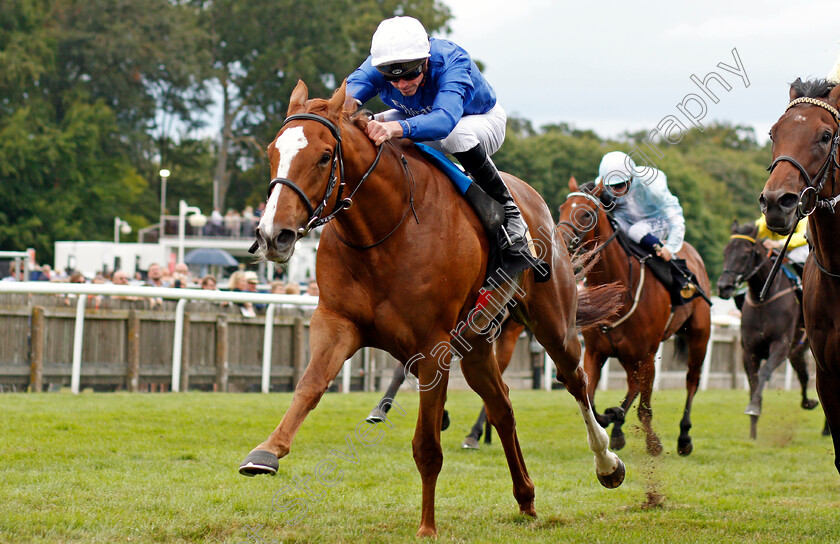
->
[716,220,818,439]
[241,80,626,537]
[760,78,840,474]
[557,177,712,456]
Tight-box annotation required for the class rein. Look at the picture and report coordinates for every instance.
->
[761,97,840,297]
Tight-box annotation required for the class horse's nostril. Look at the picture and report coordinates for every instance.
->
[779,193,799,210]
[276,229,297,250]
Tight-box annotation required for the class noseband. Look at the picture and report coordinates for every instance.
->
[266,112,384,237]
[768,97,840,217]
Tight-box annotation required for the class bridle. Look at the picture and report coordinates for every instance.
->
[760,96,840,293]
[557,191,618,254]
[767,97,840,217]
[719,233,765,287]
[265,112,384,237]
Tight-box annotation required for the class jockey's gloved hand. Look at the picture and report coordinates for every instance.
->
[640,233,664,253]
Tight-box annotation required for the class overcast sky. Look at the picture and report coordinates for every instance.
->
[440,0,840,142]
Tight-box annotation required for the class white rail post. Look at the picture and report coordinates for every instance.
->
[700,324,716,391]
[70,295,87,394]
[261,304,276,393]
[544,352,553,391]
[342,359,352,393]
[653,344,663,391]
[171,298,188,392]
[599,357,611,392]
[784,358,793,390]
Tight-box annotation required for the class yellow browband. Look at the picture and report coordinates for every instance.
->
[730,234,757,243]
[786,97,840,121]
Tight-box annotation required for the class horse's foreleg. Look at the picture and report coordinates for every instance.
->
[239,310,361,476]
[412,345,451,538]
[459,343,536,516]
[815,367,840,475]
[748,341,789,417]
[635,354,663,456]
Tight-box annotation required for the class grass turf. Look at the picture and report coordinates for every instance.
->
[0,388,837,543]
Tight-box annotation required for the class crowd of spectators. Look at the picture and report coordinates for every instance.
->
[199,202,267,238]
[0,259,319,317]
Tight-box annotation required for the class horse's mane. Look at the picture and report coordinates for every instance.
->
[734,220,759,238]
[790,77,837,99]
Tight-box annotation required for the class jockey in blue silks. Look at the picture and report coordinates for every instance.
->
[596,151,686,262]
[346,16,531,266]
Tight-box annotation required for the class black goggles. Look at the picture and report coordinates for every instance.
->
[377,61,425,82]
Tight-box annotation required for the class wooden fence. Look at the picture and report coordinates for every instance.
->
[0,292,815,394]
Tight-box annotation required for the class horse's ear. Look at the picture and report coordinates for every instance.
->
[568,176,579,191]
[828,83,840,109]
[288,80,309,115]
[789,79,801,101]
[328,80,348,116]
[731,218,739,232]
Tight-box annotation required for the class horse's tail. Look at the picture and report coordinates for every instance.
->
[576,282,623,331]
[673,335,689,364]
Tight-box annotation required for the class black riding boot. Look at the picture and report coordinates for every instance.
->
[453,144,529,252]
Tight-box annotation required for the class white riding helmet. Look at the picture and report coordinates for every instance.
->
[370,16,430,70]
[596,151,636,186]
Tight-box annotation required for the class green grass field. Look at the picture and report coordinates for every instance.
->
[1,388,837,543]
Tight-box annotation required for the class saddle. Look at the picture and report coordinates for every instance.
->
[609,217,709,307]
[414,143,549,289]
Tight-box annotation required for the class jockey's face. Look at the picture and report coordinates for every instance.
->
[390,66,425,96]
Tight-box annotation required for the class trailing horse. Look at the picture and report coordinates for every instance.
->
[717,220,818,439]
[241,80,625,537]
[760,78,840,474]
[557,177,712,456]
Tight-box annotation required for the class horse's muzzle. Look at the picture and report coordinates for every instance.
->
[253,227,298,263]
[759,188,799,235]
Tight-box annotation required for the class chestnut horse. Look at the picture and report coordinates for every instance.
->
[557,177,712,455]
[760,78,840,474]
[241,80,625,537]
[716,220,818,439]
[366,316,526,450]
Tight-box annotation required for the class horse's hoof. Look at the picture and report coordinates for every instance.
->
[744,403,761,416]
[597,458,626,489]
[604,406,626,424]
[609,434,626,451]
[519,501,537,518]
[462,436,480,450]
[441,409,450,432]
[239,450,279,476]
[646,437,663,457]
[365,406,386,424]
[416,525,437,538]
[802,399,820,411]
[677,437,693,456]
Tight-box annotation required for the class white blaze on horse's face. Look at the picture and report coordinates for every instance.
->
[259,126,308,239]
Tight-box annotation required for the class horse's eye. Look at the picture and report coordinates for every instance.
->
[319,152,331,165]
[821,131,833,144]
[767,130,773,142]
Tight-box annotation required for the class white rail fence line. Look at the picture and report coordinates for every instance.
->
[0,282,318,394]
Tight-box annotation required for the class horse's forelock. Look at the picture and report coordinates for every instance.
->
[791,78,837,100]
[737,221,758,238]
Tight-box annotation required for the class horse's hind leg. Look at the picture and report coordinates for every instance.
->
[747,342,789,417]
[678,333,707,456]
[367,362,406,423]
[240,310,361,475]
[790,340,819,410]
[459,342,536,516]
[530,318,624,487]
